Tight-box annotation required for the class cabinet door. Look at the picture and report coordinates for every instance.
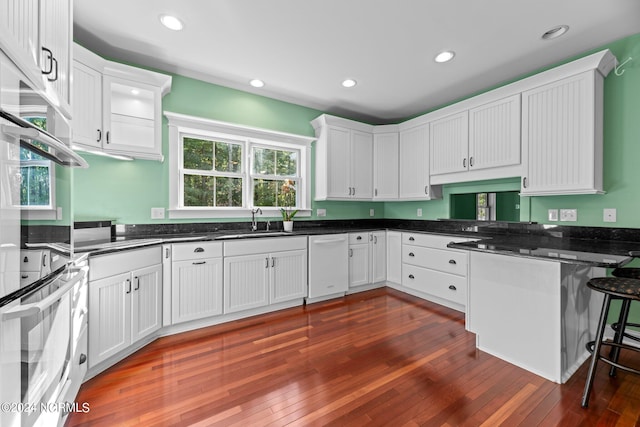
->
[350,130,373,199]
[469,94,521,171]
[399,125,430,199]
[325,126,351,198]
[224,254,270,313]
[88,272,131,366]
[349,243,370,288]
[172,257,223,324]
[102,75,161,158]
[371,231,387,283]
[72,61,103,149]
[40,0,71,111]
[0,0,41,88]
[130,264,162,343]
[270,249,307,304]
[386,231,402,284]
[430,111,469,175]
[521,72,600,195]
[373,132,399,200]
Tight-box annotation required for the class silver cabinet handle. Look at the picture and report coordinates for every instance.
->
[126,279,131,294]
[356,236,362,240]
[522,177,527,188]
[97,129,102,142]
[42,253,47,267]
[265,257,269,268]
[448,285,457,291]
[463,158,466,168]
[194,247,204,253]
[349,248,353,257]
[106,131,110,144]
[409,252,415,257]
[271,257,275,267]
[134,276,140,291]
[449,259,457,265]
[41,47,54,75]
[369,234,373,241]
[374,188,378,196]
[352,187,355,196]
[469,156,474,167]
[408,274,415,279]
[374,236,377,244]
[409,236,415,241]
[424,185,428,195]
[165,247,170,259]
[192,261,206,265]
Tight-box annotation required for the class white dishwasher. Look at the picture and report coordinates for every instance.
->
[307,234,349,302]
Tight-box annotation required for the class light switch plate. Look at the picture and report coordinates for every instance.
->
[316,208,326,217]
[560,209,577,222]
[603,208,617,222]
[417,208,423,217]
[370,209,375,217]
[151,207,165,219]
[548,209,558,221]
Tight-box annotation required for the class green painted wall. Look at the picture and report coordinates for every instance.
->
[74,33,640,227]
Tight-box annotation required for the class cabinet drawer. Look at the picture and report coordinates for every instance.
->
[402,245,467,276]
[402,264,466,306]
[172,241,222,261]
[349,232,371,244]
[224,236,307,257]
[402,233,474,249]
[89,246,161,281]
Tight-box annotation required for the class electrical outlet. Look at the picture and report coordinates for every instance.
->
[417,208,423,217]
[603,208,617,223]
[151,207,165,219]
[548,209,558,221]
[56,206,63,220]
[370,209,375,217]
[560,209,577,222]
[317,208,326,217]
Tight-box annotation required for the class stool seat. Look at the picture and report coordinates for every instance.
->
[587,276,640,299]
[581,275,640,408]
[612,267,640,280]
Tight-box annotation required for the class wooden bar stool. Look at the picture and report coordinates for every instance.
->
[581,274,640,408]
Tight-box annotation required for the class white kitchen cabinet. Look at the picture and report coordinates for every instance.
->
[372,130,399,200]
[430,95,521,184]
[308,234,349,300]
[171,242,223,324]
[521,71,604,196]
[72,43,172,161]
[0,0,72,116]
[224,237,307,313]
[88,246,162,367]
[468,251,604,383]
[311,114,373,200]
[386,231,402,285]
[348,231,386,290]
[19,249,51,287]
[398,124,441,200]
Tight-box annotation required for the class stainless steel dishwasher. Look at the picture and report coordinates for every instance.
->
[307,234,349,302]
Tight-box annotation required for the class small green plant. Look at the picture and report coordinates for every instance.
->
[280,179,298,221]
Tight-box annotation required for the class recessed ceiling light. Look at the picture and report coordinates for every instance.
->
[131,89,140,95]
[434,51,455,63]
[160,14,184,31]
[542,25,569,40]
[342,79,357,88]
[250,79,265,88]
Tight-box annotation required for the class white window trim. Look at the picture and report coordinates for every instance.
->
[165,111,315,219]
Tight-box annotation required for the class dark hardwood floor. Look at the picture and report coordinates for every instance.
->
[66,288,640,426]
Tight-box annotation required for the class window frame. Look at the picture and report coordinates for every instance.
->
[166,112,314,219]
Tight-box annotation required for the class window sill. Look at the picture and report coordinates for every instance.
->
[21,208,58,220]
[168,208,311,220]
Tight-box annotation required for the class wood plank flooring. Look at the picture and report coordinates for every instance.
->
[66,288,640,426]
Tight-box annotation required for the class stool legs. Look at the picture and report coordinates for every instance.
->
[582,293,612,408]
[609,298,631,377]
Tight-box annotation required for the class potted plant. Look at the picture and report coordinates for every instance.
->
[280,179,298,232]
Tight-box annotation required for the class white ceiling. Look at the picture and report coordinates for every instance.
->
[73,0,640,124]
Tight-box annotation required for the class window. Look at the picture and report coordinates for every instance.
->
[166,112,313,219]
[20,116,53,209]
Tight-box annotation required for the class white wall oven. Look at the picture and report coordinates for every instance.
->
[0,51,88,427]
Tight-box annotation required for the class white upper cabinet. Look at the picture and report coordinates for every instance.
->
[72,43,172,161]
[312,114,373,200]
[0,0,72,117]
[521,71,603,196]
[430,94,521,184]
[398,124,441,200]
[373,129,399,200]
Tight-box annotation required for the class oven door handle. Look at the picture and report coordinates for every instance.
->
[2,267,87,320]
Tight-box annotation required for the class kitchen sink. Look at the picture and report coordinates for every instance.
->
[215,231,291,240]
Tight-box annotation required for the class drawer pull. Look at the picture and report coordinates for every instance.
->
[192,261,206,265]
[409,236,415,241]
[409,252,415,257]
[448,285,457,291]
[408,274,415,279]
[448,259,457,265]
[194,247,205,253]
[357,236,362,240]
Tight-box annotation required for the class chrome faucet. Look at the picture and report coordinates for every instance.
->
[251,208,262,231]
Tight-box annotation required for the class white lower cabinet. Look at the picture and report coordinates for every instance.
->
[88,246,162,367]
[386,231,402,284]
[398,233,475,313]
[224,237,307,314]
[171,242,223,324]
[348,231,386,290]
